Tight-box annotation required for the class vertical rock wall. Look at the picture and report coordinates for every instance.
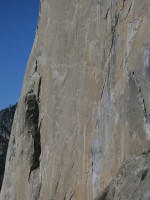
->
[1,0,150,199]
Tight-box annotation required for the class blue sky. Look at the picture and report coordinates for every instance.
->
[0,0,40,110]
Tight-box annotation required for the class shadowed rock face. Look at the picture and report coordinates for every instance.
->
[96,151,150,200]
[0,104,17,190]
[25,90,41,172]
[1,0,150,199]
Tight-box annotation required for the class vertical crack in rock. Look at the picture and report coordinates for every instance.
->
[130,72,150,140]
[54,174,61,197]
[69,191,75,200]
[100,76,107,103]
[25,90,41,172]
[25,90,41,199]
[37,77,42,99]
[130,72,147,119]
[125,2,133,19]
[35,60,38,73]
[141,168,148,181]
[109,0,126,56]
[105,6,111,19]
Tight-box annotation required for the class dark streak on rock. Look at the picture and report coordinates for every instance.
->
[129,72,148,121]
[125,2,133,19]
[25,91,41,175]
[38,77,42,99]
[141,169,148,181]
[95,187,108,200]
[35,60,38,72]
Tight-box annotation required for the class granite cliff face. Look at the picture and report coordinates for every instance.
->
[1,0,150,199]
[0,105,17,190]
[97,151,150,200]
